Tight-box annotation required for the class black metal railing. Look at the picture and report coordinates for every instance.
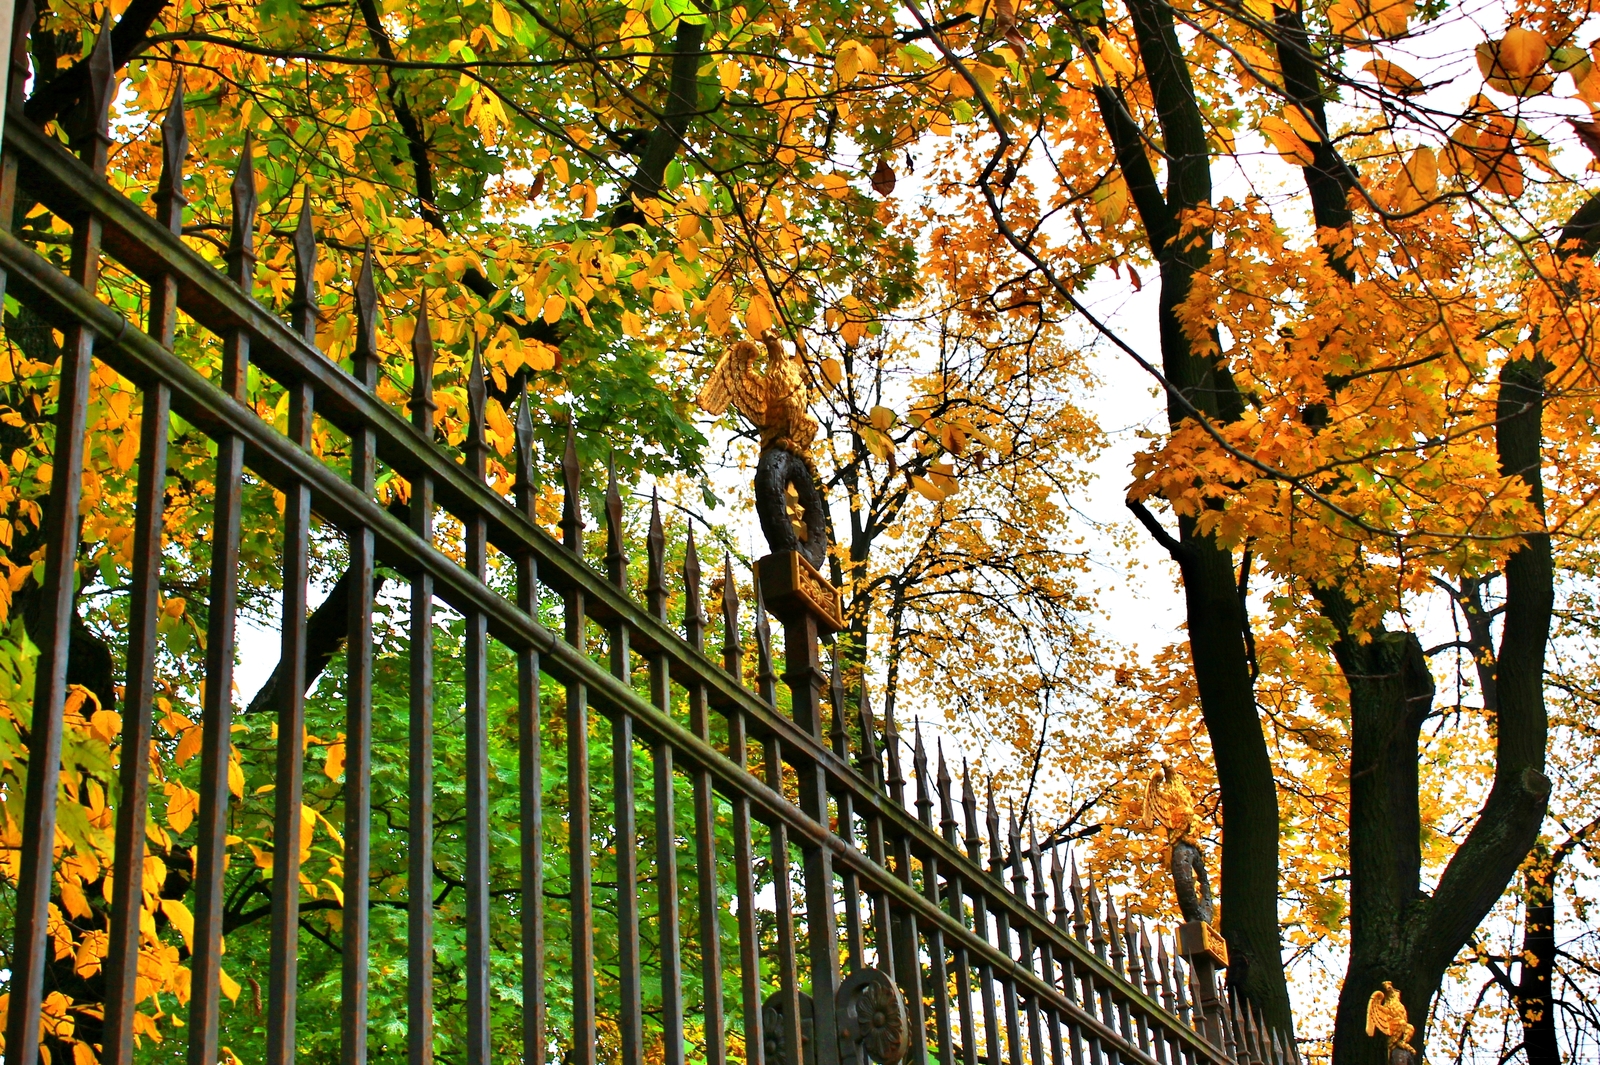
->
[0,15,1299,1065]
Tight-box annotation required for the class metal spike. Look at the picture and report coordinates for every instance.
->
[156,77,188,235]
[753,564,777,707]
[1050,846,1068,930]
[1157,935,1175,1013]
[1140,922,1159,1001]
[858,683,881,788]
[1087,875,1106,958]
[463,336,488,478]
[227,134,258,286]
[646,490,666,621]
[353,243,379,388]
[1174,954,1192,1027]
[73,9,115,169]
[290,196,318,344]
[561,420,582,550]
[829,658,849,756]
[883,692,904,804]
[985,784,1002,875]
[683,526,703,646]
[1007,807,1025,899]
[604,456,625,590]
[1272,1027,1286,1065]
[913,722,932,826]
[1248,1002,1265,1063]
[410,295,436,436]
[1029,825,1048,915]
[1124,911,1140,984]
[513,381,535,517]
[720,553,741,680]
[1069,853,1087,943]
[937,743,957,846]
[961,762,980,863]
[1106,893,1124,971]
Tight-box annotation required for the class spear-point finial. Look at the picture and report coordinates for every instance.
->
[605,455,625,590]
[1123,910,1139,982]
[1050,846,1068,930]
[291,196,319,344]
[720,553,741,681]
[753,565,776,706]
[73,8,115,171]
[461,337,489,479]
[353,243,379,388]
[227,134,258,286]
[1140,921,1159,1000]
[1029,824,1048,914]
[883,694,905,804]
[561,420,582,550]
[410,293,436,436]
[986,783,1002,874]
[1007,806,1025,897]
[913,722,932,826]
[683,525,703,649]
[513,380,535,516]
[1157,934,1175,1012]
[1069,854,1088,943]
[156,77,188,234]
[937,742,957,845]
[8,0,35,119]
[646,490,666,620]
[1087,875,1106,958]
[961,760,980,863]
[858,682,881,788]
[828,657,849,756]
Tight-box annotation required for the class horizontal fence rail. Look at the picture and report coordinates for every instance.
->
[0,16,1299,1065]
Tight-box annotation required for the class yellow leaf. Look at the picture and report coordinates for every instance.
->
[60,876,91,919]
[219,966,241,1003]
[1098,38,1136,78]
[161,898,195,952]
[1283,106,1322,144]
[1363,57,1422,94]
[542,294,566,325]
[840,320,866,347]
[174,725,202,767]
[745,296,774,336]
[491,1,512,36]
[1259,116,1316,166]
[821,357,843,387]
[228,757,244,800]
[300,804,316,862]
[911,475,942,501]
[89,708,121,743]
[324,742,346,781]
[165,782,198,834]
[622,311,644,338]
[1498,27,1549,78]
[719,60,741,92]
[870,405,895,431]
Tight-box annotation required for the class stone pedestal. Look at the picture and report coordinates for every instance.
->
[1176,921,1228,1048]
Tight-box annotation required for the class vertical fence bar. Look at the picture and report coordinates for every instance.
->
[607,460,644,1065]
[410,301,439,1065]
[938,750,977,1065]
[562,423,597,1065]
[725,557,765,1065]
[829,663,865,973]
[757,577,802,1065]
[342,249,380,1065]
[646,495,685,1065]
[683,531,726,1065]
[915,728,953,1065]
[187,132,254,1065]
[963,771,1002,1065]
[102,78,182,1065]
[462,342,493,1065]
[265,195,318,1065]
[513,385,545,1065]
[883,700,928,1065]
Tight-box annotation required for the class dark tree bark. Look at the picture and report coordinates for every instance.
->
[1087,0,1292,1031]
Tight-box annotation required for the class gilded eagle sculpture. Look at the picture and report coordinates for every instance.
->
[1366,981,1417,1064]
[698,333,829,569]
[1141,762,1217,927]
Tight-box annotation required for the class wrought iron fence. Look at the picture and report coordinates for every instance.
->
[0,15,1299,1065]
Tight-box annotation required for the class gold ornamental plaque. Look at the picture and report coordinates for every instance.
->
[756,550,844,634]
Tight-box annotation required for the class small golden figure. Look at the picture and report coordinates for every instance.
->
[698,333,829,569]
[696,333,819,459]
[1365,981,1416,1062]
[1141,762,1216,927]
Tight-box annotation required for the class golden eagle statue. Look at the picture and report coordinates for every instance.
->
[1365,981,1416,1060]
